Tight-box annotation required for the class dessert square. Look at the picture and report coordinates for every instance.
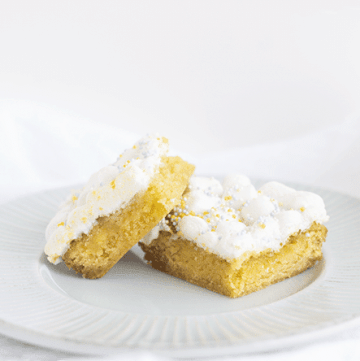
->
[45,135,195,279]
[140,175,329,298]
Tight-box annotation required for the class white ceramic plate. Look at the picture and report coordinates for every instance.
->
[0,182,359,358]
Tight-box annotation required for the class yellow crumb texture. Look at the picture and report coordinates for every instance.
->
[62,156,195,279]
[139,222,327,298]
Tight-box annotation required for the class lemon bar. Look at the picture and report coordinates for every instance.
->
[45,135,195,279]
[140,175,328,298]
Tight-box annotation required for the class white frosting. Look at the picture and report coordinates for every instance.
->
[141,218,171,244]
[142,176,329,260]
[45,134,168,264]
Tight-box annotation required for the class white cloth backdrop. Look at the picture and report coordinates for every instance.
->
[1,100,360,360]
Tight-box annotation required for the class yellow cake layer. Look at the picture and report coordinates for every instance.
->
[139,222,327,298]
[63,156,195,279]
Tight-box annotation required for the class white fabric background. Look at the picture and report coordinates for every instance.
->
[1,1,360,359]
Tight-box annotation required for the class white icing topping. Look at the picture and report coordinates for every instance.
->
[179,216,209,240]
[222,174,251,190]
[45,134,168,264]
[275,210,303,237]
[259,181,295,202]
[141,218,171,244]
[186,190,221,215]
[240,195,275,224]
[142,175,329,260]
[189,176,223,196]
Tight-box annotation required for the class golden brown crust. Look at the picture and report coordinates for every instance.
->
[63,156,195,279]
[139,222,327,298]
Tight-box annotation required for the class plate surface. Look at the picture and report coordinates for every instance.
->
[0,182,359,358]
